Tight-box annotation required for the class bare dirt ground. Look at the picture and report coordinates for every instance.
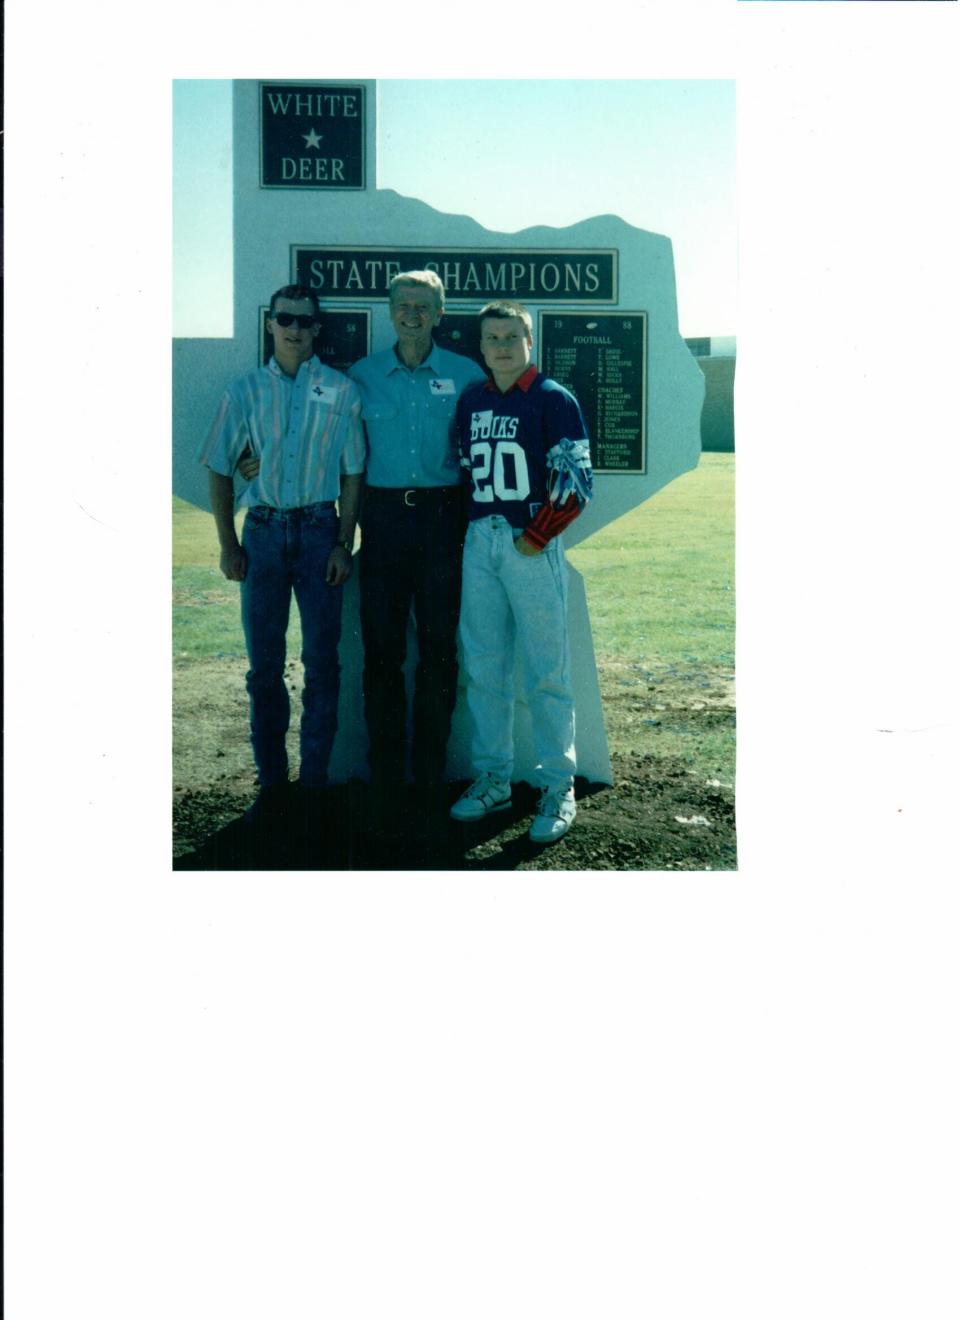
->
[173,656,736,872]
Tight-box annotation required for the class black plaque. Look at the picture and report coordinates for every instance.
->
[260,83,365,189]
[432,312,486,370]
[292,245,617,303]
[539,311,647,474]
[260,307,370,373]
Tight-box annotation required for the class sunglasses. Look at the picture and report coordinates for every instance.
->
[273,312,318,329]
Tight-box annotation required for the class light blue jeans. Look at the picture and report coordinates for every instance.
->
[459,515,576,793]
[239,503,342,788]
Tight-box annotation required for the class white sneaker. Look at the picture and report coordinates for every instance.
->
[450,773,512,821]
[529,788,576,844]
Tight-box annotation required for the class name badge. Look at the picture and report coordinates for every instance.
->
[429,378,456,396]
[308,383,338,404]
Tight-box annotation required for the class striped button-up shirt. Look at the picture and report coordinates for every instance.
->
[199,356,366,509]
[347,342,487,488]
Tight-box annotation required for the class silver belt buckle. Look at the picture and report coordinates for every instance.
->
[403,489,416,507]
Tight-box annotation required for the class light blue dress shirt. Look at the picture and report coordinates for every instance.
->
[348,342,487,488]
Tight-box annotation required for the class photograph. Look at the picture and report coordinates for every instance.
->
[173,78,738,872]
[6,9,957,1316]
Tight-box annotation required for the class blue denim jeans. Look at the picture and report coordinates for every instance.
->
[239,503,342,788]
[459,515,576,793]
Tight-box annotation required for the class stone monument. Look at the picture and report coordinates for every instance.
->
[173,79,705,787]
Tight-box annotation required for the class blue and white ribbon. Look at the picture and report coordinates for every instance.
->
[546,438,594,507]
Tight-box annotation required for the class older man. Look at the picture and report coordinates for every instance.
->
[199,284,365,824]
[347,271,487,818]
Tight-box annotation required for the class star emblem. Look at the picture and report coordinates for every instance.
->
[302,127,323,149]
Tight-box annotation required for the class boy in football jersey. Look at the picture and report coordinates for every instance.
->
[450,300,593,844]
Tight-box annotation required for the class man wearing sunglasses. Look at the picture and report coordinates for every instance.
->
[199,284,365,828]
[346,271,487,828]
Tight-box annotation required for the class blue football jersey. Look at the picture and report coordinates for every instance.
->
[457,369,589,529]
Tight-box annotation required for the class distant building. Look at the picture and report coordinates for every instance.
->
[684,335,736,359]
[684,336,736,452]
[684,336,712,358]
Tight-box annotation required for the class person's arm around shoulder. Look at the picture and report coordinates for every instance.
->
[237,449,260,482]
[325,378,366,586]
[209,470,246,581]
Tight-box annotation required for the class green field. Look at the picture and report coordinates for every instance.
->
[568,453,734,671]
[173,500,252,661]
[567,452,735,777]
[174,452,735,784]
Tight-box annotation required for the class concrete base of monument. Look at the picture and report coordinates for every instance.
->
[325,566,613,788]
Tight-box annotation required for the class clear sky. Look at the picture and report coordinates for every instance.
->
[173,79,736,340]
[173,80,234,339]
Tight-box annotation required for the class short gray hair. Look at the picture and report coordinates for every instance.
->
[389,269,445,313]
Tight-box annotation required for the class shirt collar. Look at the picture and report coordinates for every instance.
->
[388,339,441,374]
[268,354,318,382]
[484,363,539,394]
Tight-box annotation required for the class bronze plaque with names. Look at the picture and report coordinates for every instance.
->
[539,311,647,474]
[431,312,486,369]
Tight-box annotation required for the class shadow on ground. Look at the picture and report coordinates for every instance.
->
[173,778,609,872]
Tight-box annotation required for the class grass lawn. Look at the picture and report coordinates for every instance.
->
[567,453,734,671]
[174,452,735,781]
[173,502,261,661]
[566,452,735,777]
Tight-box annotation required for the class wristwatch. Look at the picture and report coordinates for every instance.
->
[337,538,353,551]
